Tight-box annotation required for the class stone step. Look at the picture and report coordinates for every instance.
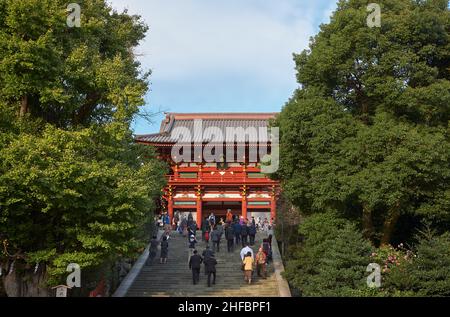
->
[125,231,279,297]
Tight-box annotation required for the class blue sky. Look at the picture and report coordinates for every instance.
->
[108,0,338,134]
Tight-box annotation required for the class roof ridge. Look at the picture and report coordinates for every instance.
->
[168,112,278,115]
[167,113,277,120]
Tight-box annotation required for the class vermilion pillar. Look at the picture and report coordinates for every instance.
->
[242,199,247,220]
[270,196,276,220]
[173,164,179,179]
[270,185,277,220]
[168,197,174,220]
[167,185,174,220]
[196,185,202,229]
[196,198,202,229]
[241,185,248,220]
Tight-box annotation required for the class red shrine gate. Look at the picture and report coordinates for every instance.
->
[135,113,280,227]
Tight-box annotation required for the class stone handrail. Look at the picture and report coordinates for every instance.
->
[112,230,162,297]
[270,234,292,297]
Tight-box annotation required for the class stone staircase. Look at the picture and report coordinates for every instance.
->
[125,231,280,297]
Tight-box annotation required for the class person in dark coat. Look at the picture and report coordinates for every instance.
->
[241,223,249,247]
[208,213,216,228]
[216,223,224,237]
[262,238,272,264]
[201,217,210,241]
[146,236,159,265]
[163,213,171,232]
[160,236,169,264]
[181,217,188,237]
[248,224,257,246]
[225,224,235,252]
[204,255,217,287]
[233,221,242,245]
[187,212,194,225]
[189,250,203,285]
[202,245,215,259]
[211,228,221,252]
[189,230,197,249]
[189,221,197,235]
[146,235,159,266]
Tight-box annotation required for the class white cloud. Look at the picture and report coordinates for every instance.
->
[106,1,338,133]
[107,0,329,86]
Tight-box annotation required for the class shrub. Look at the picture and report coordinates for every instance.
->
[284,212,373,296]
[405,230,450,296]
[377,229,450,297]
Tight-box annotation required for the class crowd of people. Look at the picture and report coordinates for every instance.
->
[148,209,275,287]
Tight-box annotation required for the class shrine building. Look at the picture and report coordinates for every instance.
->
[135,112,280,227]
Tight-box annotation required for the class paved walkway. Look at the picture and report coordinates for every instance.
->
[125,231,281,297]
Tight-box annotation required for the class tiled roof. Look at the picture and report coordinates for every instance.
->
[135,112,278,144]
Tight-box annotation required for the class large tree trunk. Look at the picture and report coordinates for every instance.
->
[380,204,401,246]
[19,95,28,117]
[1,262,50,297]
[0,278,6,297]
[73,92,101,125]
[362,204,375,244]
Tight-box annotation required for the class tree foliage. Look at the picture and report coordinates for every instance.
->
[284,212,373,296]
[0,123,166,285]
[0,0,149,126]
[0,0,166,293]
[274,0,450,246]
[278,0,449,297]
[382,229,450,296]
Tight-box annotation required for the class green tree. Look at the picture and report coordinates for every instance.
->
[383,229,450,296]
[0,0,149,126]
[274,0,450,246]
[294,0,449,125]
[284,212,373,296]
[0,124,166,295]
[0,0,166,296]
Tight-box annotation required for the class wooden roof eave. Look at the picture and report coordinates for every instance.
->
[135,141,272,147]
